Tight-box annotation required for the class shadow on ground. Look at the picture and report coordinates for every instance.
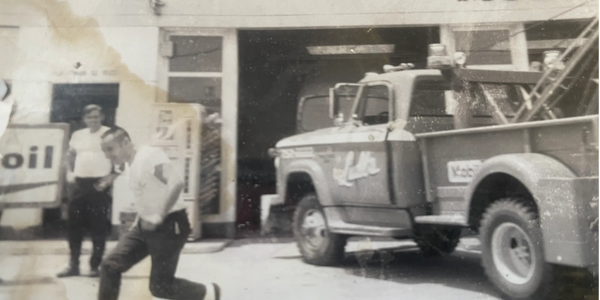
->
[340,247,598,300]
[340,247,501,299]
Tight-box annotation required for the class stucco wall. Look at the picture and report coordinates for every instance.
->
[0,0,596,28]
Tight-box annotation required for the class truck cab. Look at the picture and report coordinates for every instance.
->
[278,67,452,230]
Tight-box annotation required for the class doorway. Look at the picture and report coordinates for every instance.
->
[44,83,119,238]
[50,84,119,134]
[237,27,439,235]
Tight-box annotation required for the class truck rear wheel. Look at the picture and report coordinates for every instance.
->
[293,193,346,266]
[415,227,461,256]
[480,198,552,300]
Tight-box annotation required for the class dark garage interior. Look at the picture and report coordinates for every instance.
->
[236,27,439,235]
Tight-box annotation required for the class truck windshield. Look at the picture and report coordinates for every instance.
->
[299,94,356,132]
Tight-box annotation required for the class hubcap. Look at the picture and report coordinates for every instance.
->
[300,209,328,250]
[491,223,536,284]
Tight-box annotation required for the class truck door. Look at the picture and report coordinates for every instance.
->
[296,84,364,208]
[336,83,393,207]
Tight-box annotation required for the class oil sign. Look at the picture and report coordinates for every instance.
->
[0,124,69,208]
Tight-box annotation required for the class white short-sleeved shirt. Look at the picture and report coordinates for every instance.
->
[127,146,187,221]
[69,126,112,178]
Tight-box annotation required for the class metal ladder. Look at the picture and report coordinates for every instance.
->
[512,15,599,123]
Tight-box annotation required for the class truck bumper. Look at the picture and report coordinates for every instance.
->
[538,177,598,271]
[260,194,283,227]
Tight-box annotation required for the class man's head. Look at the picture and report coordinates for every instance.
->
[82,104,104,130]
[101,127,133,165]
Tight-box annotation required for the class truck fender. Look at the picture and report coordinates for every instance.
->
[281,159,333,206]
[465,153,599,266]
[466,153,575,206]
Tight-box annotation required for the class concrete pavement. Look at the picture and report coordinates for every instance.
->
[0,239,233,256]
[0,237,595,300]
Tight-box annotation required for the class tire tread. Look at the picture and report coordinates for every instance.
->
[480,197,554,300]
[293,193,346,266]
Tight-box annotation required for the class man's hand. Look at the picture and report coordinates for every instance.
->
[66,171,76,183]
[94,180,109,192]
[139,214,164,231]
[94,173,120,192]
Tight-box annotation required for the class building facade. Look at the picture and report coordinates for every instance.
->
[0,0,596,237]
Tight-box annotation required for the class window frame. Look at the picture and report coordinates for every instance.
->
[157,28,227,104]
[408,77,452,118]
[441,23,529,71]
[350,81,394,126]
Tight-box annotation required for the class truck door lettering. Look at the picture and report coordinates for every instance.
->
[333,151,381,187]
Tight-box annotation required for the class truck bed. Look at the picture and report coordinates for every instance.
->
[415,115,599,217]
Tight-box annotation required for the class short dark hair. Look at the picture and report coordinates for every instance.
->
[82,104,103,116]
[102,126,131,144]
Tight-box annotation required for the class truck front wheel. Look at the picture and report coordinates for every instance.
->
[293,193,347,266]
[480,198,552,300]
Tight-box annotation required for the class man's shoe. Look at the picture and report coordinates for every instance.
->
[56,267,80,278]
[204,283,221,300]
[88,268,100,278]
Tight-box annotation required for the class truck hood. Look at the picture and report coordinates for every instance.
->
[275,127,339,148]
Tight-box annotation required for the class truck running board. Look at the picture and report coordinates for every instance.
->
[329,224,412,237]
[324,208,412,237]
[414,215,467,226]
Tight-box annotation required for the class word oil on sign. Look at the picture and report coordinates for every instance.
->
[0,124,69,208]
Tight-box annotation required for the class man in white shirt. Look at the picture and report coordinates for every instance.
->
[98,127,219,300]
[57,105,117,278]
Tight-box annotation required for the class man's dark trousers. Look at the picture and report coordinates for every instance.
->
[68,177,112,271]
[98,210,207,300]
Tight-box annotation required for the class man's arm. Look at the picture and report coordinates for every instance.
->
[146,162,184,225]
[63,147,77,182]
[94,164,123,191]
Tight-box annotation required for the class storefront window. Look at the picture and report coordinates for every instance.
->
[166,35,223,113]
[169,36,222,73]
[168,77,222,112]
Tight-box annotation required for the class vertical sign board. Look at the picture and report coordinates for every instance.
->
[150,103,204,240]
[0,124,69,209]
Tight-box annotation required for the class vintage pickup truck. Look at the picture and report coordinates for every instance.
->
[268,39,599,299]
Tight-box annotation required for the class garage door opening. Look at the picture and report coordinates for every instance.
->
[237,27,439,235]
